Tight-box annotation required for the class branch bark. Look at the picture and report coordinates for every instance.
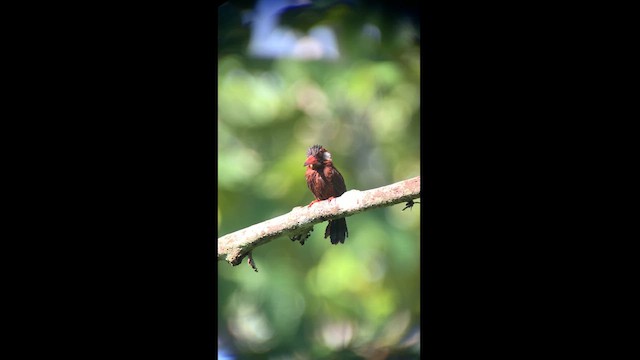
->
[217,175,420,267]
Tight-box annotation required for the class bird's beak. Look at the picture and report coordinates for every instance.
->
[304,156,317,167]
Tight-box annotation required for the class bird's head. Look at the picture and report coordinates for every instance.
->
[304,144,331,169]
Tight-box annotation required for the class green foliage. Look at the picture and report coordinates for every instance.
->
[218,1,420,357]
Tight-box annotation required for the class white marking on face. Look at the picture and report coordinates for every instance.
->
[323,151,331,160]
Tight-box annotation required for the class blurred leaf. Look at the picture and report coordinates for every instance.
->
[279,0,353,32]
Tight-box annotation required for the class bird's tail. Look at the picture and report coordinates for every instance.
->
[325,218,348,244]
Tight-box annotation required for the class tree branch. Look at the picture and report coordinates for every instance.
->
[217,175,420,267]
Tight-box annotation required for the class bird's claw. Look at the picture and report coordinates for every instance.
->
[308,197,337,208]
[307,199,321,207]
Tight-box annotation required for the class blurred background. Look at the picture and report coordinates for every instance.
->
[218,0,420,358]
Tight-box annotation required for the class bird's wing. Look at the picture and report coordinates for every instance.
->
[329,166,347,195]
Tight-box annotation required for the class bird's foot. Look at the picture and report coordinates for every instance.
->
[307,199,321,207]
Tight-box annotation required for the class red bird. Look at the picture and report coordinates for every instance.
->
[304,144,348,244]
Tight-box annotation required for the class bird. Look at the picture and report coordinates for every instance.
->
[304,144,349,244]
